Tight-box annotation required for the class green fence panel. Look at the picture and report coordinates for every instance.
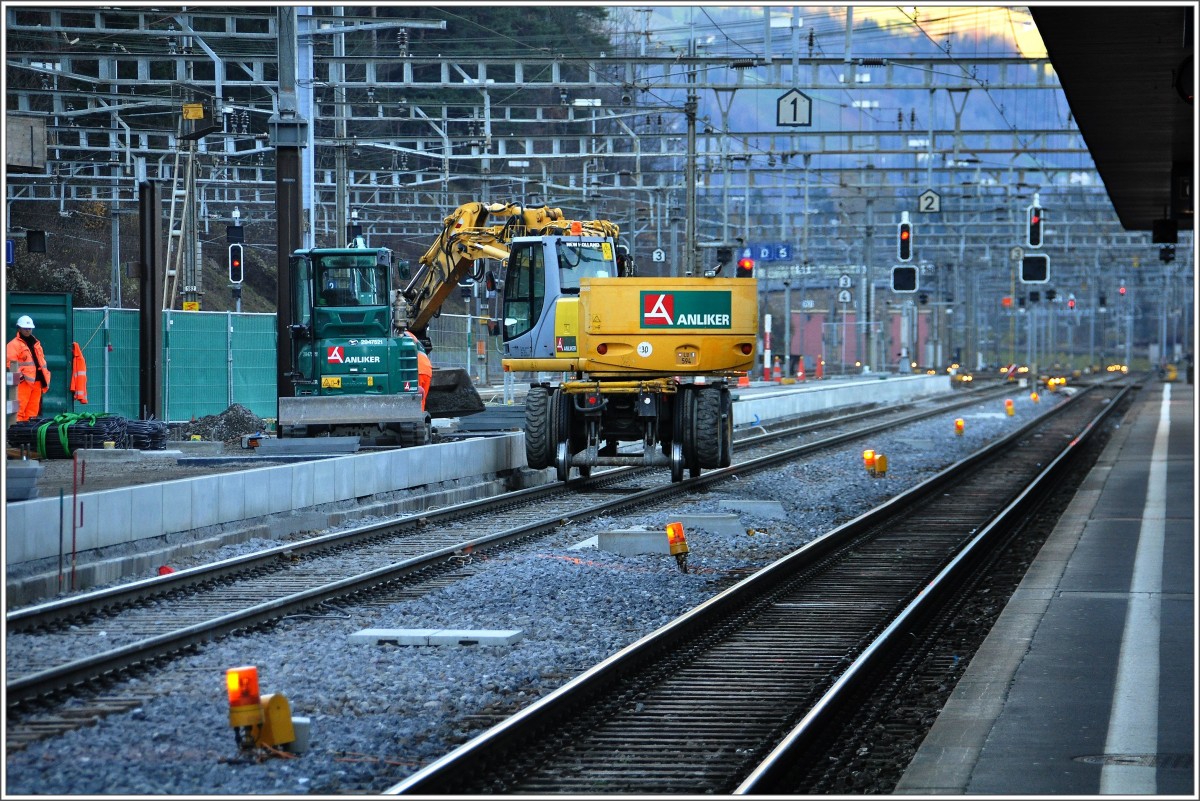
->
[230,313,278,420]
[73,309,140,418]
[163,310,235,421]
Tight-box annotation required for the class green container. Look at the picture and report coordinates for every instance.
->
[6,291,74,419]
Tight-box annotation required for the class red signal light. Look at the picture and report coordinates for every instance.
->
[897,222,913,261]
[736,257,754,277]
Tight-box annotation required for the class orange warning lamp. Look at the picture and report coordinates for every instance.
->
[873,453,888,476]
[226,665,296,752]
[227,665,262,728]
[665,522,689,556]
[665,522,690,574]
[863,449,876,471]
[1005,398,1015,417]
[954,418,964,436]
[570,220,583,235]
[1031,391,1040,403]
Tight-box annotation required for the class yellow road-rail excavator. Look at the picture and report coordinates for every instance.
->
[284,201,757,478]
[415,201,757,481]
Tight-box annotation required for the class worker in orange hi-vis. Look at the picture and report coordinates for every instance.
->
[6,315,51,422]
[404,331,433,411]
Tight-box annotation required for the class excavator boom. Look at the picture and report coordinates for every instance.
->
[403,201,620,337]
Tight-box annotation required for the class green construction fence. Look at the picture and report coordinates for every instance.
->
[73,308,279,422]
[67,308,505,423]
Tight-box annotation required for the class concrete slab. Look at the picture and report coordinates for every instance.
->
[6,462,43,501]
[672,513,744,537]
[175,440,225,456]
[348,628,524,647]
[717,500,786,520]
[70,448,138,463]
[597,528,671,556]
[254,436,360,455]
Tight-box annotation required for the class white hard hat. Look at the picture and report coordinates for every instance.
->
[16,315,34,329]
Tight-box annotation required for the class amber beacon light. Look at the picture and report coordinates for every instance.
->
[226,665,297,753]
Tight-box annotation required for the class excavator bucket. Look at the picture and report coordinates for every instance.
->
[425,367,486,418]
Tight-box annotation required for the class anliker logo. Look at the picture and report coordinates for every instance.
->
[641,291,732,328]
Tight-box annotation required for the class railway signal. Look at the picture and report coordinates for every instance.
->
[1027,204,1044,248]
[228,243,245,284]
[1020,253,1049,283]
[891,265,918,292]
[897,220,913,261]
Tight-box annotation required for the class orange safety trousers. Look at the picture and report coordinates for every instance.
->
[417,352,432,411]
[14,379,44,422]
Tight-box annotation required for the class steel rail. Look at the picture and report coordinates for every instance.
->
[385,381,1125,794]
[4,384,1018,706]
[8,383,1003,630]
[733,381,1132,793]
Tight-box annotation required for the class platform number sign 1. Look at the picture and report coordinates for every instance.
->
[776,89,813,127]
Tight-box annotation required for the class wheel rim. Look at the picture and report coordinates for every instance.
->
[555,440,570,482]
[670,440,684,482]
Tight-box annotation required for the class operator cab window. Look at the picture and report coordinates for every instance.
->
[317,255,388,306]
[557,242,615,292]
[502,243,545,340]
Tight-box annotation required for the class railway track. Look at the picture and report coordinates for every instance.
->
[2,383,1025,734]
[386,381,1129,795]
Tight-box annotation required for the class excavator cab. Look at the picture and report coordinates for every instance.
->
[501,236,619,359]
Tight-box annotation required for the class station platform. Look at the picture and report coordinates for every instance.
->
[897,379,1195,795]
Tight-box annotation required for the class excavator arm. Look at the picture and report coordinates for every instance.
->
[398,201,623,420]
[401,201,622,340]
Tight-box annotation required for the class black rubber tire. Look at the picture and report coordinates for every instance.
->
[524,386,554,469]
[674,385,699,475]
[719,386,733,468]
[551,388,571,448]
[694,385,722,469]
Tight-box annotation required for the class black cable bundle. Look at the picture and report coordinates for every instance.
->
[126,419,170,450]
[6,413,129,458]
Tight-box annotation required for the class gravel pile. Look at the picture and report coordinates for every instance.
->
[175,404,268,446]
[4,392,1066,796]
